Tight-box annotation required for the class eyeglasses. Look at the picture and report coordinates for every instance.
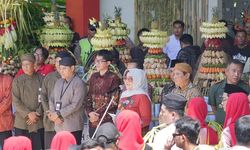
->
[172,133,183,138]
[123,77,133,82]
[95,59,107,64]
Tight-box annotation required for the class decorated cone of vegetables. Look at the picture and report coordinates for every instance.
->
[83,21,121,81]
[142,20,170,103]
[39,2,73,52]
[39,1,73,65]
[108,6,131,66]
[91,21,115,51]
[194,8,228,96]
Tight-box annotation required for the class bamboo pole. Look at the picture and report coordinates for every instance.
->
[192,0,195,43]
[135,0,138,43]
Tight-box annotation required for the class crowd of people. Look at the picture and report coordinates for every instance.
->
[1,16,250,150]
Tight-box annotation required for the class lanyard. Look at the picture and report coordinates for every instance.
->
[59,75,75,101]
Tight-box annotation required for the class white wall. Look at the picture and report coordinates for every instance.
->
[100,0,135,42]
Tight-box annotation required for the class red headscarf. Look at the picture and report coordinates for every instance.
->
[224,93,250,146]
[50,131,77,150]
[116,110,144,150]
[3,136,32,150]
[187,97,218,145]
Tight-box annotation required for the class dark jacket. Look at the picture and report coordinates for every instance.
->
[130,44,148,66]
[176,45,201,69]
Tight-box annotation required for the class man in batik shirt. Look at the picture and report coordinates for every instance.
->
[86,49,121,137]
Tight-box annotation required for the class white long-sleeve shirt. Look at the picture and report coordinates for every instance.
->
[163,34,181,60]
[153,123,182,150]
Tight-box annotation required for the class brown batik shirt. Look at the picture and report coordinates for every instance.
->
[86,71,121,128]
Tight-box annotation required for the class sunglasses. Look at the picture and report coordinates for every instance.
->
[172,133,183,138]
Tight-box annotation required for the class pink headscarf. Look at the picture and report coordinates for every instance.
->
[187,97,219,145]
[116,110,144,150]
[4,136,32,150]
[51,131,77,150]
[224,93,250,146]
[187,97,208,128]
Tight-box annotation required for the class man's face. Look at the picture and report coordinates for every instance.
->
[159,105,174,125]
[225,64,242,85]
[64,18,72,29]
[22,60,35,75]
[94,56,110,72]
[138,31,147,43]
[172,69,189,87]
[235,32,247,46]
[180,41,185,49]
[59,65,74,80]
[244,22,250,35]
[88,29,96,39]
[55,57,62,73]
[34,48,45,65]
[173,132,185,148]
[173,24,184,37]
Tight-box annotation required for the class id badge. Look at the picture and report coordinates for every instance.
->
[38,95,41,103]
[55,102,62,111]
[38,88,42,103]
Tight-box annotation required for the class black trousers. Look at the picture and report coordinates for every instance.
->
[88,127,96,138]
[0,130,12,149]
[15,128,44,150]
[44,131,56,149]
[71,130,82,145]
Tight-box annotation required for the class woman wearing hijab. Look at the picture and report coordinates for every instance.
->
[3,136,32,150]
[50,131,77,150]
[220,92,250,148]
[116,110,144,150]
[118,68,151,132]
[221,83,248,111]
[186,97,219,145]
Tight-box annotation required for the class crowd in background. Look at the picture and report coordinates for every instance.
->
[1,16,250,150]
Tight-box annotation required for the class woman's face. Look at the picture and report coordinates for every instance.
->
[124,75,133,90]
[172,69,188,87]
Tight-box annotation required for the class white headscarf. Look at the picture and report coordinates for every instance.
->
[120,68,151,100]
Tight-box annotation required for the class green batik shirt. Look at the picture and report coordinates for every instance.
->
[208,79,250,125]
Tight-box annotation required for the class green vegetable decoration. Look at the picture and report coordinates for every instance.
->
[91,21,115,51]
[108,6,131,66]
[39,0,73,52]
[142,21,170,103]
